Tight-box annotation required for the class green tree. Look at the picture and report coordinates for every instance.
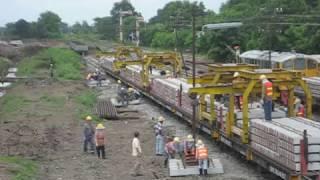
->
[37,11,62,38]
[15,19,31,38]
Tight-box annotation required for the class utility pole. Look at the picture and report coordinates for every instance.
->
[135,16,144,47]
[191,13,197,142]
[119,10,133,43]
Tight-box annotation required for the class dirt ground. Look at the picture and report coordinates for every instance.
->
[0,77,168,179]
[0,54,280,180]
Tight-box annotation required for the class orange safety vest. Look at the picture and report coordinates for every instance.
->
[196,147,208,160]
[264,81,273,97]
[297,105,305,117]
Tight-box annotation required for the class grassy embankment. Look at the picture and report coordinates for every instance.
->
[0,47,98,179]
[0,156,38,180]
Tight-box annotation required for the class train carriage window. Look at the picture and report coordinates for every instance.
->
[283,60,293,69]
[307,59,317,69]
[294,58,305,70]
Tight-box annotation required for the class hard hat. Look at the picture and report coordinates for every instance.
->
[96,123,105,130]
[174,137,180,142]
[259,74,267,80]
[165,70,171,74]
[86,116,92,121]
[233,72,240,78]
[128,88,134,93]
[158,116,165,122]
[187,134,194,141]
[197,139,203,146]
[117,80,121,84]
[294,97,301,105]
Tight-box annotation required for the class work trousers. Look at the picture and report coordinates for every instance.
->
[198,159,208,170]
[263,99,272,121]
[96,145,106,159]
[164,152,175,167]
[83,137,95,153]
[155,135,164,155]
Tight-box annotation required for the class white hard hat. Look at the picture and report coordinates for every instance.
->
[158,116,165,122]
[128,88,134,93]
[174,137,180,142]
[196,139,203,146]
[233,72,240,78]
[187,134,194,141]
[117,80,121,84]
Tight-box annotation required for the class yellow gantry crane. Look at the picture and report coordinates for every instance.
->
[186,64,313,144]
[113,51,183,87]
[96,46,143,60]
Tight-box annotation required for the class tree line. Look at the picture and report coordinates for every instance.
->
[2,0,320,61]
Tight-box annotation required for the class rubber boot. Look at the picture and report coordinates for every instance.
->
[164,159,168,168]
[204,169,208,176]
[199,168,203,176]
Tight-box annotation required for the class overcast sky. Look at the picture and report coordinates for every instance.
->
[0,0,227,26]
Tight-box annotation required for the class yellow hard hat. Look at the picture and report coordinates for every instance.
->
[259,74,267,80]
[233,72,240,78]
[86,116,92,121]
[96,123,105,130]
[174,137,180,142]
[158,116,165,122]
[117,80,121,84]
[128,88,134,93]
[197,139,203,146]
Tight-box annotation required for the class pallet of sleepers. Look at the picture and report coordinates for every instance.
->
[250,118,320,172]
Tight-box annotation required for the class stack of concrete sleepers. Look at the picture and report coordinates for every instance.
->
[149,78,193,114]
[250,118,320,172]
[119,65,143,87]
[100,56,115,71]
[295,77,320,98]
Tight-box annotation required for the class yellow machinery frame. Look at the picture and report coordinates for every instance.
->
[188,68,313,144]
[96,46,143,60]
[113,52,183,87]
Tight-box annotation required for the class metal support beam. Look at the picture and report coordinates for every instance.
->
[288,86,295,117]
[242,80,258,144]
[226,94,235,138]
[296,79,313,118]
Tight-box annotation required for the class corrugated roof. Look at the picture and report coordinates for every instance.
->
[240,50,320,63]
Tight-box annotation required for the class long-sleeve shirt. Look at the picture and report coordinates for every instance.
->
[132,137,142,157]
[154,122,163,136]
[83,122,95,140]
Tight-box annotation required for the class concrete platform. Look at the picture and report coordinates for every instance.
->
[110,97,141,107]
[169,158,224,177]
[86,80,110,87]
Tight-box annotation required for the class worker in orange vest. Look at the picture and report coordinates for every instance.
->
[295,98,305,117]
[196,140,209,176]
[260,75,273,121]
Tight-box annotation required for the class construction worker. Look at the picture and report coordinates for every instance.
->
[154,116,165,156]
[260,75,273,121]
[95,123,106,159]
[184,134,195,155]
[164,137,180,167]
[83,116,95,154]
[119,87,129,106]
[131,131,143,176]
[196,140,209,176]
[233,72,243,111]
[294,97,305,117]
